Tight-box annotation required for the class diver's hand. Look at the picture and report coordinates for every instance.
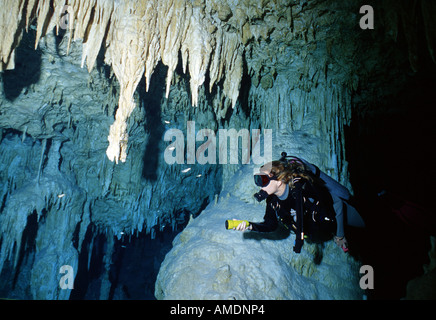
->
[234,219,252,231]
[334,236,349,252]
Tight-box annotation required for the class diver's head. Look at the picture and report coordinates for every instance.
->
[253,161,287,201]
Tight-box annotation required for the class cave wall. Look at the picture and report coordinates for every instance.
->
[0,28,232,299]
[155,135,364,300]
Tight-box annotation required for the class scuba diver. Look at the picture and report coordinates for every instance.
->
[229,154,365,253]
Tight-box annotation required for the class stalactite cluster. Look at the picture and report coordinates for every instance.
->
[1,0,248,163]
[0,28,228,298]
[1,0,436,165]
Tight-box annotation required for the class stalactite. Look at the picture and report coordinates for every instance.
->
[22,126,27,142]
[181,7,213,107]
[36,138,47,183]
[104,2,148,164]
[159,0,192,98]
[0,0,24,71]
[81,0,114,72]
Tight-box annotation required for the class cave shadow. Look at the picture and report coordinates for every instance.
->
[344,60,436,300]
[342,6,436,298]
[2,28,42,101]
[109,225,178,300]
[138,62,167,181]
[237,54,252,120]
[202,53,252,127]
[12,211,39,290]
[70,227,107,300]
[345,109,435,299]
[54,27,67,57]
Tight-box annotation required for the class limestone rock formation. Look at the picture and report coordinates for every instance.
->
[4,0,433,165]
[155,150,363,300]
[0,28,228,299]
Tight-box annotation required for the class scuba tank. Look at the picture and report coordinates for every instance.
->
[279,152,351,201]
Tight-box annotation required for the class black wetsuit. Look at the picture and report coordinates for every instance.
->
[250,177,336,253]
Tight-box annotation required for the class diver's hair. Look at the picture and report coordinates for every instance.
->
[260,160,314,189]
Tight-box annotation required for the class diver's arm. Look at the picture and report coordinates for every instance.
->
[249,201,279,232]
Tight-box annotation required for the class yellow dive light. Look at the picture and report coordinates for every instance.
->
[225,220,250,230]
